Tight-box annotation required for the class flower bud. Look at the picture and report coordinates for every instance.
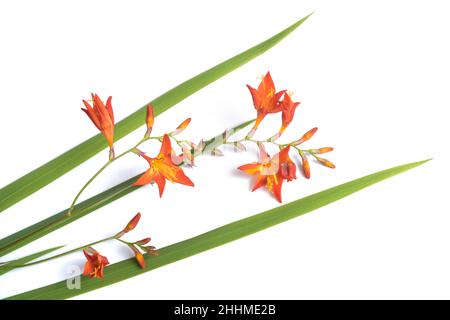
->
[310,147,333,154]
[300,153,311,179]
[145,104,154,138]
[171,118,191,135]
[123,212,141,233]
[293,127,318,146]
[136,238,151,246]
[316,157,336,168]
[129,244,146,269]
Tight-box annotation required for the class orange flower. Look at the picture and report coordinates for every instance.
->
[133,134,194,197]
[82,94,115,151]
[279,93,300,135]
[82,248,109,279]
[246,72,286,135]
[238,145,295,203]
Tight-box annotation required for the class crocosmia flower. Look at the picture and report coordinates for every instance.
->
[246,72,286,135]
[133,134,194,197]
[238,145,295,203]
[279,93,300,136]
[82,93,115,157]
[82,248,109,279]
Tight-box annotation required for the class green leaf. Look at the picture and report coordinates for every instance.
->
[0,120,254,258]
[0,245,64,276]
[5,159,430,300]
[0,13,313,214]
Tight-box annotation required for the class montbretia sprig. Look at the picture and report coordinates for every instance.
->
[0,213,157,277]
[216,72,335,202]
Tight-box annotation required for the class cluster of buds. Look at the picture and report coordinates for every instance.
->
[83,213,158,279]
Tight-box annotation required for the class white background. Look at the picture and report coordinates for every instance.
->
[0,0,449,299]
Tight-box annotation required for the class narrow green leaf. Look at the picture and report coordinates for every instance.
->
[0,120,254,258]
[0,245,64,276]
[5,159,430,300]
[0,13,313,214]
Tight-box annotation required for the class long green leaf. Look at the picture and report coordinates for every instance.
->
[6,159,430,300]
[0,245,64,276]
[0,120,254,258]
[0,13,313,214]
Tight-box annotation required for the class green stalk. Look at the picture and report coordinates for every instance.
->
[0,13,313,214]
[5,159,430,300]
[0,120,254,258]
[0,246,64,276]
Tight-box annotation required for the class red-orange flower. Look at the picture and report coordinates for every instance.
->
[247,72,286,134]
[82,248,109,279]
[82,94,115,150]
[279,93,300,135]
[133,134,194,197]
[238,145,295,203]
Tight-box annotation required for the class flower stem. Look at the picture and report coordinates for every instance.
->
[67,161,112,216]
[4,236,116,269]
[227,136,310,154]
[66,136,153,216]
